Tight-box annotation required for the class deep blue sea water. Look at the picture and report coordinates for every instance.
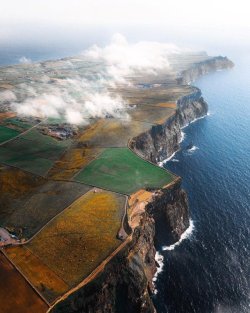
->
[155,55,250,313]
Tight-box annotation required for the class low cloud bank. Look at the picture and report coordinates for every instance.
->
[84,33,182,83]
[19,56,32,64]
[9,34,182,124]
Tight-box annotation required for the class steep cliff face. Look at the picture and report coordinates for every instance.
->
[51,216,156,313]
[177,56,234,85]
[130,56,233,164]
[148,180,189,244]
[51,183,188,313]
[130,88,208,163]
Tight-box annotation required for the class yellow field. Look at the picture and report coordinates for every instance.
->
[5,246,69,303]
[4,189,126,303]
[47,147,103,180]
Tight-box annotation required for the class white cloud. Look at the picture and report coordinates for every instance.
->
[19,56,32,64]
[12,34,182,124]
[84,33,182,83]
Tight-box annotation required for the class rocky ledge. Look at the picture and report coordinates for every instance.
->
[51,57,233,313]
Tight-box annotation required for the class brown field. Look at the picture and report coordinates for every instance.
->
[0,112,16,120]
[155,102,177,108]
[47,147,103,180]
[129,105,175,125]
[4,190,126,303]
[0,165,45,197]
[5,246,69,303]
[77,118,154,148]
[0,83,14,89]
[0,252,48,313]
[128,189,154,207]
[0,165,91,239]
[120,85,193,106]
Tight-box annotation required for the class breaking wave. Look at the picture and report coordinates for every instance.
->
[180,130,186,143]
[153,251,164,294]
[171,158,179,162]
[162,220,194,251]
[187,145,199,153]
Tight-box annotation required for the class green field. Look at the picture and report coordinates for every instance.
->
[0,129,71,176]
[0,125,20,143]
[74,148,174,194]
[3,118,32,131]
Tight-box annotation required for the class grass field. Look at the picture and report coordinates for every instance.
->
[0,125,20,143]
[74,148,175,194]
[5,190,126,303]
[3,117,32,131]
[0,252,48,313]
[0,129,71,176]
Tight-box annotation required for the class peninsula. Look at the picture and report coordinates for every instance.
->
[0,51,233,313]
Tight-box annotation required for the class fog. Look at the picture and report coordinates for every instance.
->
[1,0,250,64]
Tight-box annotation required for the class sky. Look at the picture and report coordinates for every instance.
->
[1,0,249,122]
[1,0,250,28]
[1,0,250,57]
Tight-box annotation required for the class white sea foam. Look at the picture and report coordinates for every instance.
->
[171,158,179,162]
[158,113,208,166]
[153,251,164,294]
[158,131,185,166]
[162,219,194,251]
[189,114,207,124]
[180,130,186,142]
[158,151,177,166]
[187,145,199,153]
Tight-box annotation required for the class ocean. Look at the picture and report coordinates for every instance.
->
[155,54,250,313]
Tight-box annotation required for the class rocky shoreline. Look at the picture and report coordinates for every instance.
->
[49,57,233,313]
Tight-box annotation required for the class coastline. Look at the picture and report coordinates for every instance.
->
[0,55,234,313]
[50,57,233,313]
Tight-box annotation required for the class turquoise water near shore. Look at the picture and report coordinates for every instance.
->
[156,54,250,313]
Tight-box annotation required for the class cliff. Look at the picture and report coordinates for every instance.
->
[48,56,233,313]
[130,87,208,163]
[50,180,187,313]
[177,56,234,85]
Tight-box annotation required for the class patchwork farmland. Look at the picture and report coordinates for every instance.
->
[0,51,213,312]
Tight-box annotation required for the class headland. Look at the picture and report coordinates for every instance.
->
[0,52,233,312]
